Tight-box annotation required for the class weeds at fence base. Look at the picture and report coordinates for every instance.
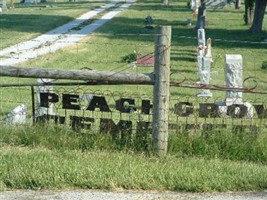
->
[1,124,267,164]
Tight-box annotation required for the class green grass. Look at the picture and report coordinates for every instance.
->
[1,125,267,191]
[1,0,266,96]
[0,0,267,192]
[0,0,106,49]
[1,145,267,192]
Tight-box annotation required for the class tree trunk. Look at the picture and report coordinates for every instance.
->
[250,0,267,33]
[244,4,253,25]
[195,0,206,29]
[235,0,242,9]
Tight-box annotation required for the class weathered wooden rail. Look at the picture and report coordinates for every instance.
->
[0,26,172,157]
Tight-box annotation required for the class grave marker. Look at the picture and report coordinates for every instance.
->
[191,0,200,14]
[205,38,212,58]
[197,56,212,97]
[197,29,206,56]
[1,0,8,11]
[36,78,56,116]
[197,29,212,97]
[23,0,32,5]
[225,54,243,105]
[216,55,253,118]
[205,0,227,9]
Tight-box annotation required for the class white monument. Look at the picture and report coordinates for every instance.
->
[191,0,200,14]
[197,29,206,56]
[197,56,212,97]
[225,54,243,105]
[216,55,253,118]
[24,0,32,5]
[205,38,212,58]
[205,0,227,9]
[4,104,27,125]
[197,29,212,97]
[36,78,56,116]
[1,0,8,11]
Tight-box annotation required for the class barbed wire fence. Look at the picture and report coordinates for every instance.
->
[0,28,267,151]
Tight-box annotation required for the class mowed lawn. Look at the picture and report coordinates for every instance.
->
[0,0,267,192]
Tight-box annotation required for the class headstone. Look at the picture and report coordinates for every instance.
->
[225,54,243,105]
[196,29,213,97]
[205,0,227,9]
[36,78,56,116]
[197,29,206,56]
[24,0,32,5]
[4,104,27,125]
[205,38,212,58]
[215,54,254,118]
[197,56,212,97]
[1,0,8,11]
[191,0,200,14]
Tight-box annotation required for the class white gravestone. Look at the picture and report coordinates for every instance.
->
[36,78,56,116]
[197,29,212,97]
[205,0,227,9]
[216,55,253,118]
[191,0,200,14]
[197,56,212,97]
[225,54,243,105]
[197,29,206,56]
[4,104,27,125]
[1,0,8,11]
[24,0,32,5]
[205,38,212,58]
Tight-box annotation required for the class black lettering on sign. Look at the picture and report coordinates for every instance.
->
[227,104,247,118]
[100,118,132,141]
[115,98,136,113]
[253,105,267,119]
[70,116,94,130]
[86,96,110,112]
[62,94,80,110]
[174,102,194,117]
[40,93,59,108]
[199,103,220,118]
[141,100,153,114]
[36,114,65,124]
[100,118,119,139]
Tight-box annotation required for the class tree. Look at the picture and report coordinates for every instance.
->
[195,0,206,29]
[235,0,242,9]
[244,0,254,25]
[250,0,267,33]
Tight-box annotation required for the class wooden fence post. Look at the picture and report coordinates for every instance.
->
[152,26,171,157]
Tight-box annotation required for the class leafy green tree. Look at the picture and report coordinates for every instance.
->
[250,0,267,33]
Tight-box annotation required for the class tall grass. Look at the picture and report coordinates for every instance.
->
[1,145,267,192]
[1,124,267,164]
[0,0,267,192]
[168,129,267,164]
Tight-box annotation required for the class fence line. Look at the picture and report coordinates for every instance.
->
[1,29,267,156]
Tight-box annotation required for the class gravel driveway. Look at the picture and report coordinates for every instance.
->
[1,190,267,200]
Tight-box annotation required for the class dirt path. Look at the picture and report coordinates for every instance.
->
[1,190,267,200]
[0,0,135,66]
